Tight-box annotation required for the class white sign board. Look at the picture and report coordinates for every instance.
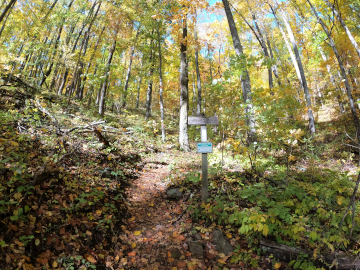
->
[197,143,213,153]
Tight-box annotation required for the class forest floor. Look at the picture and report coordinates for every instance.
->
[1,75,360,270]
[118,150,272,270]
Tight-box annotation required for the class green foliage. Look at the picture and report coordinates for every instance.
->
[187,168,359,255]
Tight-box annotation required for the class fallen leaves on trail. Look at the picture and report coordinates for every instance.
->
[0,91,143,269]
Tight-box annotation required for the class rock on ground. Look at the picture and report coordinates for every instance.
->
[188,241,203,258]
[212,230,234,256]
[166,188,182,199]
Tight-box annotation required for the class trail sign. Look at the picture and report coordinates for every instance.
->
[189,115,219,203]
[188,116,219,125]
[197,143,213,153]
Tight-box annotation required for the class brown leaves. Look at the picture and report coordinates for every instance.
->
[128,251,136,257]
[7,223,18,231]
[85,254,97,263]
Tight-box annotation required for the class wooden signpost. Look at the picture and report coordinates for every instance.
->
[188,116,219,202]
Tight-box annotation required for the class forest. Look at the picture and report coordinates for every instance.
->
[1,0,360,269]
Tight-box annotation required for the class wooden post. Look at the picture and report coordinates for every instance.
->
[188,116,219,203]
[201,126,208,202]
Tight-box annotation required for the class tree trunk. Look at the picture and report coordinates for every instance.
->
[57,1,94,95]
[271,8,303,88]
[0,0,13,37]
[230,3,274,95]
[136,56,143,109]
[324,0,360,60]
[157,23,166,142]
[266,36,282,86]
[80,26,105,97]
[319,48,345,113]
[99,40,116,116]
[192,70,196,109]
[67,34,86,104]
[307,0,360,142]
[145,36,154,120]
[0,0,16,25]
[222,0,255,143]
[273,5,315,134]
[179,17,190,151]
[195,22,202,116]
[40,24,63,86]
[122,28,140,107]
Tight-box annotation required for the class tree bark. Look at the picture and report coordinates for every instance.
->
[266,36,282,86]
[0,0,13,37]
[194,20,202,116]
[57,0,94,95]
[179,17,190,151]
[319,48,345,113]
[122,28,140,107]
[324,0,360,60]
[79,25,105,97]
[157,23,165,142]
[40,24,63,86]
[272,5,315,134]
[99,40,116,116]
[136,56,143,109]
[307,0,360,142]
[230,3,274,95]
[145,36,154,120]
[222,0,256,143]
[0,0,16,25]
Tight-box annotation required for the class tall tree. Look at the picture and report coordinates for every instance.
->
[324,0,360,60]
[0,0,16,25]
[194,13,202,116]
[122,27,140,107]
[136,55,143,109]
[145,35,154,120]
[179,16,190,151]
[157,22,165,142]
[271,5,315,134]
[99,39,116,116]
[222,0,255,143]
[307,0,360,142]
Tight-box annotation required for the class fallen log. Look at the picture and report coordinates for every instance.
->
[260,239,360,269]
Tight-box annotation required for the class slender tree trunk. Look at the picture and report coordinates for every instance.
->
[58,2,93,95]
[41,0,59,22]
[179,17,190,151]
[272,8,303,89]
[68,34,86,104]
[80,26,105,96]
[145,81,153,118]
[273,6,315,134]
[324,0,360,60]
[99,40,116,116]
[40,24,63,86]
[192,70,196,109]
[0,0,13,37]
[136,56,143,109]
[195,22,202,116]
[96,83,101,105]
[251,14,274,94]
[145,35,154,119]
[230,4,274,95]
[266,37,282,86]
[319,48,345,113]
[0,0,16,25]
[307,0,360,142]
[222,0,255,142]
[122,28,140,107]
[157,23,166,142]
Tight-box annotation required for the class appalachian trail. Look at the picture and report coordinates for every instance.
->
[1,0,360,269]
